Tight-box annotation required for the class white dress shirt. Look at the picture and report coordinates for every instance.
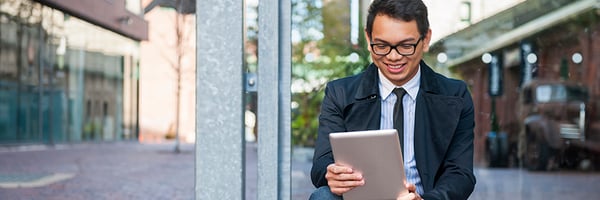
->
[377,67,424,195]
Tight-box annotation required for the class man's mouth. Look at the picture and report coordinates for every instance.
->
[388,64,404,69]
[387,63,406,72]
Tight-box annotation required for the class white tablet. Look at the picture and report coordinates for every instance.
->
[329,129,407,200]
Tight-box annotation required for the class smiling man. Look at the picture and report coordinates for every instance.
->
[309,0,476,200]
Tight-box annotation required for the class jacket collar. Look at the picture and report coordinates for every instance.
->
[418,60,442,95]
[354,63,380,100]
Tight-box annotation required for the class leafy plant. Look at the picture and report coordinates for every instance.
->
[290,0,371,147]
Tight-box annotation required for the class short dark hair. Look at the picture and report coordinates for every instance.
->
[366,0,429,39]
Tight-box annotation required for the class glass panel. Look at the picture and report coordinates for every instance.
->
[536,85,568,103]
[535,85,587,103]
[0,0,138,144]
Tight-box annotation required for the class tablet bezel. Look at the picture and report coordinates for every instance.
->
[329,129,408,200]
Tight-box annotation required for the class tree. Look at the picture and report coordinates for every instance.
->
[290,0,370,146]
[171,0,196,153]
[147,0,196,152]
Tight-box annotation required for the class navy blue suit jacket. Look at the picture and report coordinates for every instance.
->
[311,61,476,200]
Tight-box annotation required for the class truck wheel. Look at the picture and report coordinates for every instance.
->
[561,148,580,169]
[525,134,551,171]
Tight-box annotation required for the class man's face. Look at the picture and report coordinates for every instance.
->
[366,14,431,86]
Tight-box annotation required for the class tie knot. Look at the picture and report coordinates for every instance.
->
[392,88,406,99]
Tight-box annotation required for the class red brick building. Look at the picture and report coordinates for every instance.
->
[426,0,600,165]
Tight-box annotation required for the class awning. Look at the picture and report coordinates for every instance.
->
[444,0,598,68]
[35,0,149,41]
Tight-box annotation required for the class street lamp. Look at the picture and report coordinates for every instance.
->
[572,52,583,64]
[527,53,538,64]
[482,53,492,64]
[437,52,448,64]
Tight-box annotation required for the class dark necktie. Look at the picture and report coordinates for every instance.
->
[392,88,406,157]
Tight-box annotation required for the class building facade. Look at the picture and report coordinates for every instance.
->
[0,0,147,144]
[427,0,600,165]
[424,0,525,43]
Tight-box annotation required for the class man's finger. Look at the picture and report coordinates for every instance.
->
[339,180,365,187]
[327,164,352,174]
[336,173,363,181]
[329,181,364,195]
[329,178,365,189]
[325,171,362,183]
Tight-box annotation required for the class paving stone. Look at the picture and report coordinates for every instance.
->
[0,142,315,200]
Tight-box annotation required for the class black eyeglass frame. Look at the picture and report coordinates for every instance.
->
[369,36,424,56]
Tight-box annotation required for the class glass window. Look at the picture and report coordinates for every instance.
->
[0,0,139,143]
[536,84,588,103]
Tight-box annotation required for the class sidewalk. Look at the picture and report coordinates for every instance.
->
[0,142,315,200]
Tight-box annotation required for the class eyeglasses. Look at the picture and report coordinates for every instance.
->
[370,36,424,56]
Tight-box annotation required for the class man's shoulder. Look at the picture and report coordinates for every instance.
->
[328,73,363,87]
[327,64,376,89]
[423,64,463,84]
[421,64,469,95]
[435,73,467,88]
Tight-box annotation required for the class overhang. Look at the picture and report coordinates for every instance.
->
[432,0,598,69]
[34,0,149,41]
[144,0,196,14]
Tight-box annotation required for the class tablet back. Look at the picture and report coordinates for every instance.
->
[329,129,407,200]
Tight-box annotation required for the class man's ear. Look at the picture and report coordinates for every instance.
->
[364,29,371,51]
[422,29,432,52]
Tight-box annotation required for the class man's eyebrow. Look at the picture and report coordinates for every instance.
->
[372,37,419,44]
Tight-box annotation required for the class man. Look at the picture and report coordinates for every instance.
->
[310,0,476,199]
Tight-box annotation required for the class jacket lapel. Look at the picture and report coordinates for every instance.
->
[414,61,463,192]
[346,64,381,131]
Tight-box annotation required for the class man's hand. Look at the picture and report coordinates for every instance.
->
[325,163,365,195]
[396,181,422,200]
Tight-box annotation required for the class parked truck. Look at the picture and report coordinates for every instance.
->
[487,79,600,170]
[518,80,600,170]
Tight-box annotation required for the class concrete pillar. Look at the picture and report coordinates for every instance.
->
[257,0,292,199]
[195,0,245,199]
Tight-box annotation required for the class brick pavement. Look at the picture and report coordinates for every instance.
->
[6,141,598,200]
[0,142,316,200]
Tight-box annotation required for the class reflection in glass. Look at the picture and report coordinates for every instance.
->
[0,0,139,144]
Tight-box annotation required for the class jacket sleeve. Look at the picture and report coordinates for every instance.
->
[422,83,476,200]
[310,83,347,188]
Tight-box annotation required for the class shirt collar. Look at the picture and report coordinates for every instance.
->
[378,66,421,101]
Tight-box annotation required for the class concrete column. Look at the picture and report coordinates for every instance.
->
[257,0,292,199]
[195,0,245,199]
